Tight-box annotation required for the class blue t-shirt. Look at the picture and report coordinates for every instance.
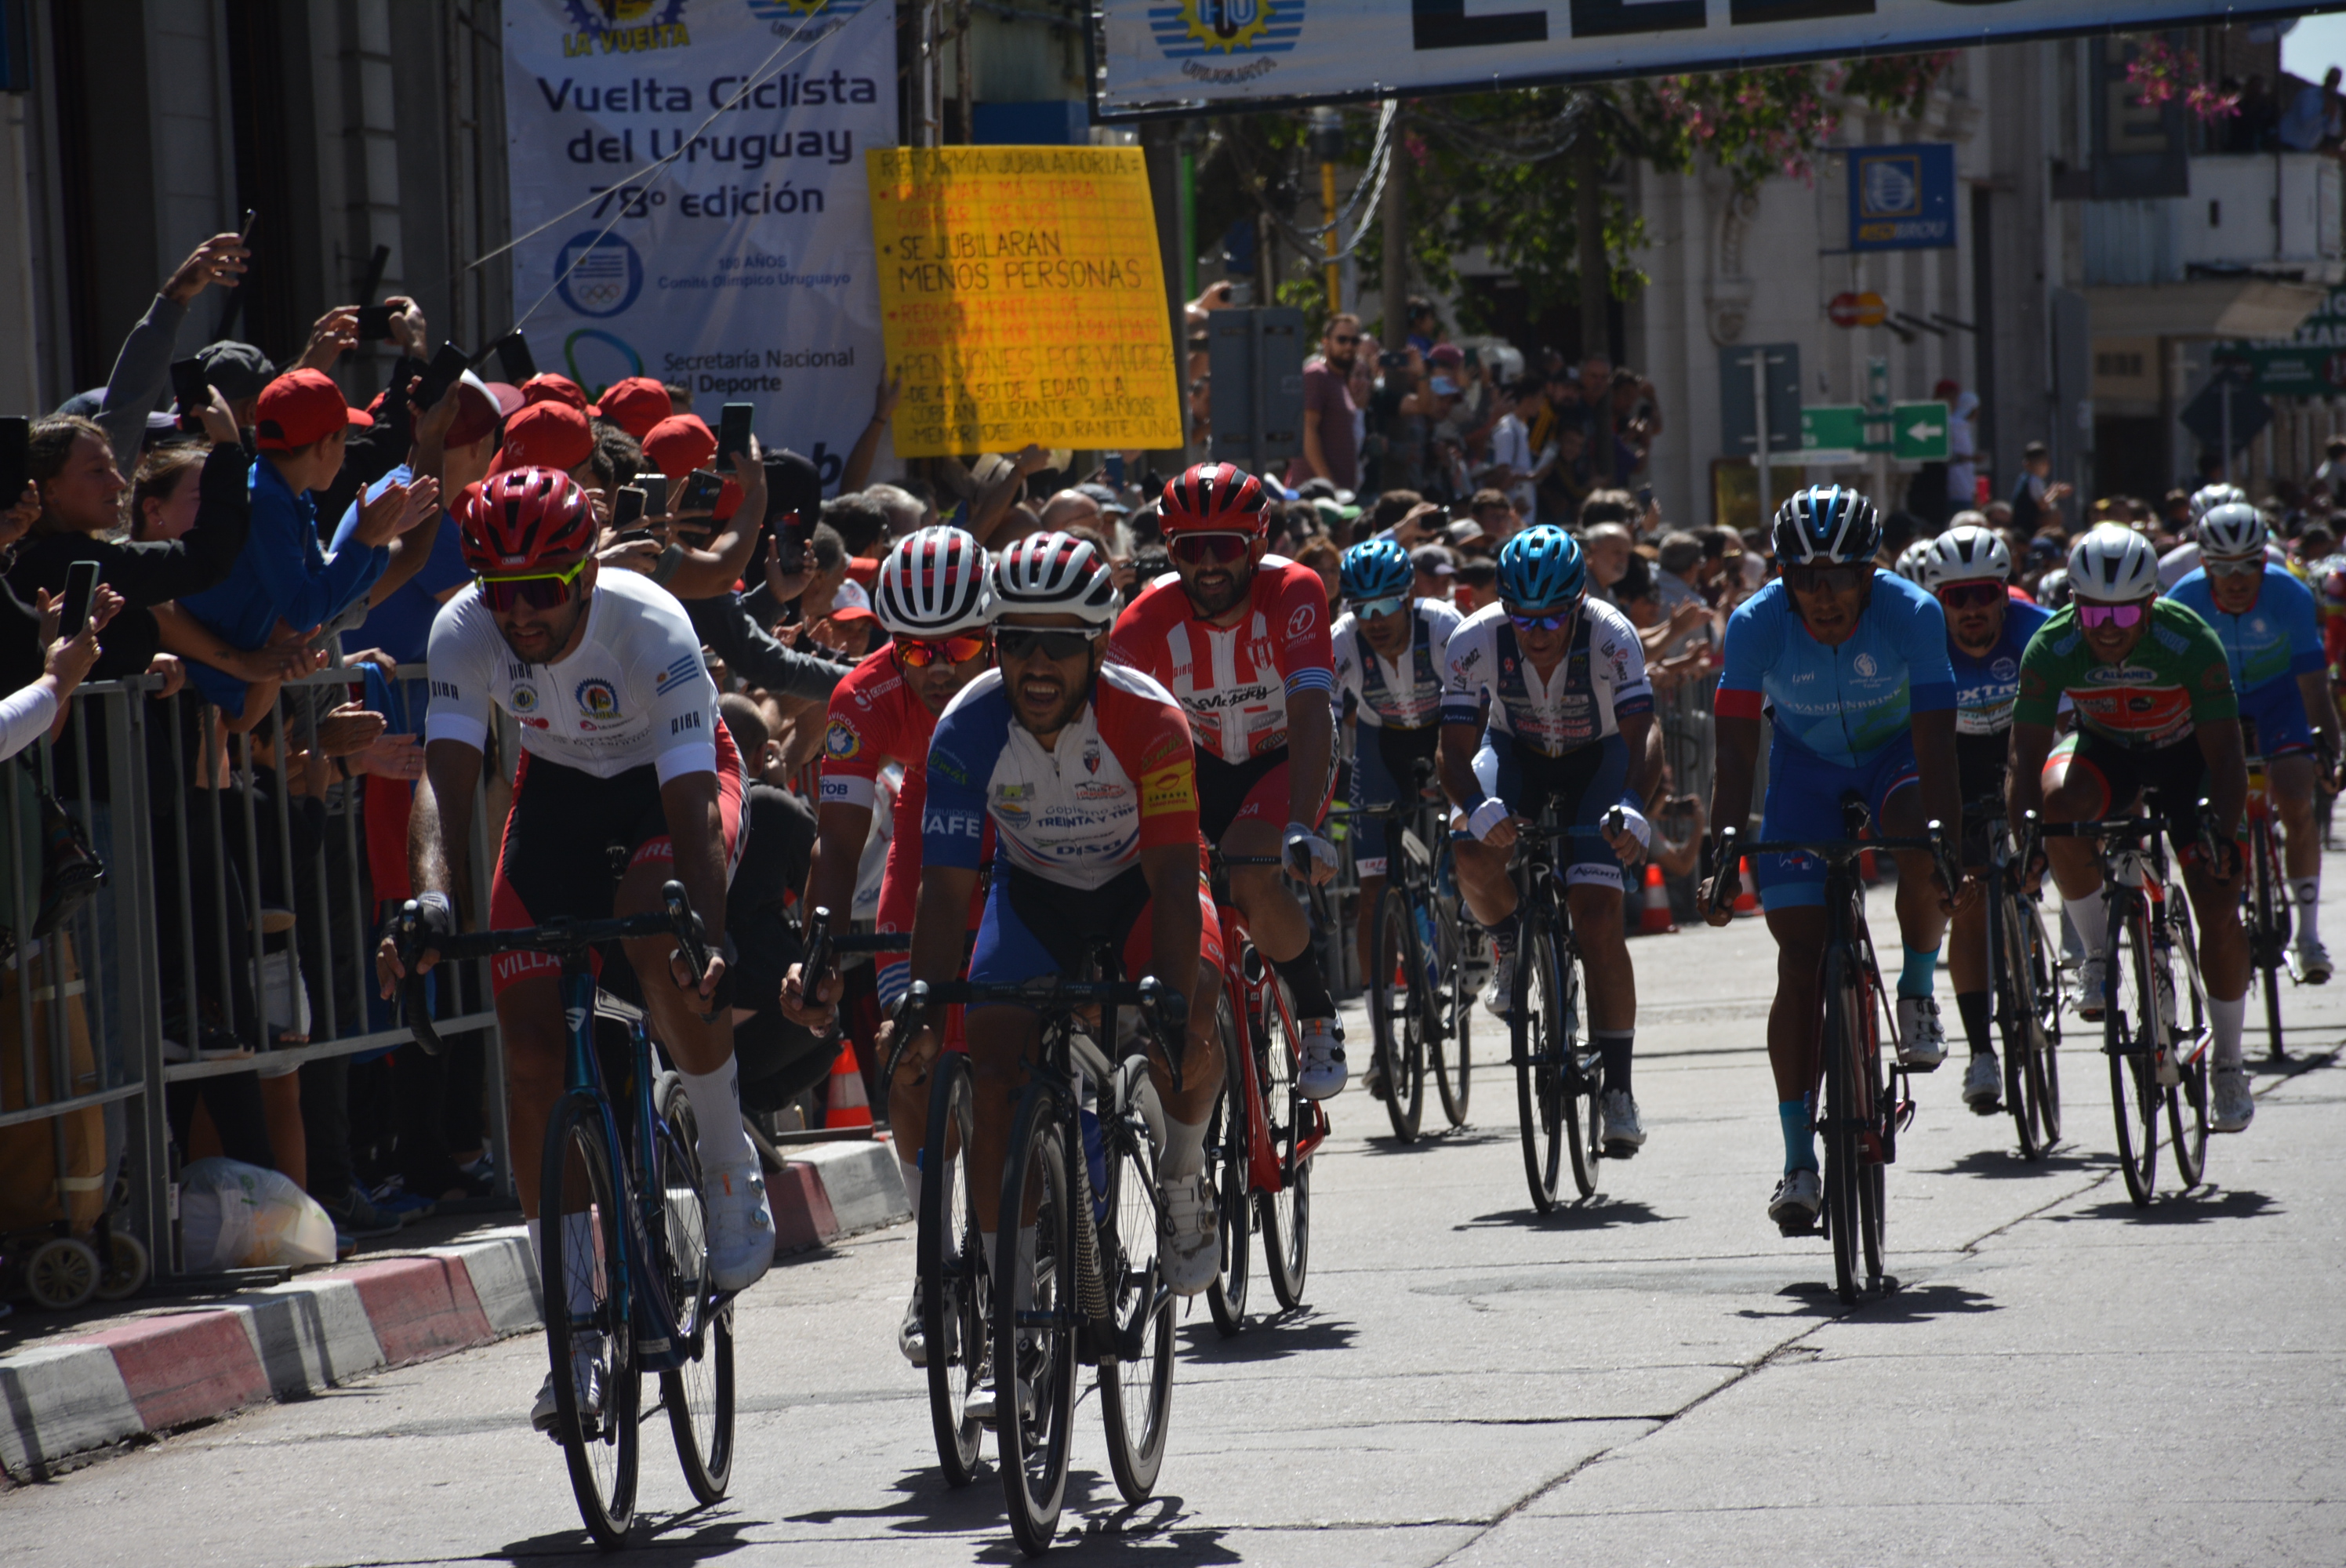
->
[1948,597,2051,736]
[2165,564,2324,698]
[329,466,470,667]
[1716,570,1956,768]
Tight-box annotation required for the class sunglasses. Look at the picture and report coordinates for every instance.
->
[1937,583,2005,610]
[1351,593,1408,619]
[994,626,1102,662]
[2077,601,2147,629]
[1330,335,1361,346]
[893,633,988,669]
[1508,608,1575,632]
[479,557,590,613]
[1784,564,1868,593]
[1168,532,1252,568]
[2204,555,2264,579]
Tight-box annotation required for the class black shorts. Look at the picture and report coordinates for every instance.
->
[1956,731,2010,865]
[2057,729,2210,849]
[1196,746,1287,844]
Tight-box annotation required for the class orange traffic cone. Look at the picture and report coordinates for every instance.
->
[1734,856,1760,916]
[1638,862,1676,935]
[823,1038,873,1129]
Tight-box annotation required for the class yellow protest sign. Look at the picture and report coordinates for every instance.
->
[866,146,1183,457]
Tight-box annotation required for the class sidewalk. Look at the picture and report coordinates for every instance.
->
[0,1134,910,1483]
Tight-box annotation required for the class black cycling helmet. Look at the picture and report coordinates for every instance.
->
[1771,485,1882,567]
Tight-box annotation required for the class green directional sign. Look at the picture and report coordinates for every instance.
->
[1892,401,1949,461]
[1801,405,1867,456]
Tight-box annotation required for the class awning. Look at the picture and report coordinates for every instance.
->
[2082,278,2330,339]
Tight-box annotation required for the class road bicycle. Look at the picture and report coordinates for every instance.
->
[2239,746,2292,1063]
[2037,815,2212,1207]
[1201,851,1327,1336]
[1336,786,1472,1142]
[1974,803,2062,1160]
[394,882,732,1549]
[895,965,1184,1557]
[1504,802,1610,1212]
[1712,801,1954,1304]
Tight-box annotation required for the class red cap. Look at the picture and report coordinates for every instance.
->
[254,369,372,452]
[827,604,879,624]
[521,373,594,415]
[492,401,594,475]
[597,376,673,441]
[445,372,505,449]
[481,381,527,417]
[643,414,716,481]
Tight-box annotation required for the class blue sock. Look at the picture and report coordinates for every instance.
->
[1899,943,1940,1000]
[1778,1100,1817,1173]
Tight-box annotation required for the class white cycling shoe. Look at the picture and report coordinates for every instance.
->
[1297,1019,1348,1099]
[2293,936,2333,985]
[2212,1066,2256,1133]
[1895,995,1948,1069]
[1158,1172,1220,1296]
[1599,1089,1646,1152]
[898,1282,927,1367]
[705,1163,776,1294]
[1768,1168,1822,1232]
[1480,945,1516,1021]
[530,1332,605,1436]
[2075,955,2108,1021]
[1962,1050,2003,1113]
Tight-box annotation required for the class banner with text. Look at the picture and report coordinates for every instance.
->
[1097,1,2306,117]
[866,147,1182,458]
[503,0,892,491]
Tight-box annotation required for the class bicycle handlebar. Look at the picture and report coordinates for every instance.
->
[1703,821,1960,916]
[889,975,1189,1094]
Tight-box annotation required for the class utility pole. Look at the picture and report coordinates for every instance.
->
[1309,107,1344,314]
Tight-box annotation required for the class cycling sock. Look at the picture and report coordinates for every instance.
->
[1272,949,1336,1021]
[1955,990,1993,1056]
[1898,943,1939,1000]
[899,1152,924,1211]
[678,1057,755,1172]
[1592,1030,1632,1096]
[2293,877,2322,944]
[2209,993,2246,1066]
[2064,894,2108,958]
[1159,1116,1208,1181]
[1778,1099,1818,1173]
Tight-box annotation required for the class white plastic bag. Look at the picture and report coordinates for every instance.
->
[179,1156,336,1270]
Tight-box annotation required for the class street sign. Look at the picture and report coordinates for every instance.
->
[1208,307,1306,469]
[2178,371,2272,455]
[1891,401,1951,461]
[1848,143,1956,252]
[1800,404,1868,463]
[1826,292,1887,328]
[1719,343,1803,457]
[1828,293,1861,328]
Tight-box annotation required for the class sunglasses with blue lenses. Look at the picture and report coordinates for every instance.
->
[1350,593,1408,619]
[1507,607,1575,632]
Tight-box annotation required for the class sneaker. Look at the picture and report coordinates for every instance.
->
[1962,1051,2003,1114]
[1896,995,1948,1069]
[2293,936,2333,985]
[1297,1019,1348,1100]
[898,1282,926,1367]
[1599,1089,1645,1152]
[2075,954,2108,1022]
[320,1185,405,1240]
[705,1163,776,1293]
[1768,1167,1823,1232]
[1480,943,1516,1021]
[530,1332,605,1436]
[2212,1065,2256,1133]
[1158,1171,1219,1296]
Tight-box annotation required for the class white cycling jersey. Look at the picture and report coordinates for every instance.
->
[1441,597,1653,756]
[424,568,723,783]
[1334,598,1463,730]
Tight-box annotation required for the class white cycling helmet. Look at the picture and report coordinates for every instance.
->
[875,526,992,638]
[2067,524,2161,602]
[2195,500,2268,562]
[1894,539,1934,583]
[1922,524,2012,590]
[991,530,1120,626]
[2188,482,2247,524]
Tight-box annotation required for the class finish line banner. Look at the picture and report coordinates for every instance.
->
[503,0,893,489]
[1097,1,2313,118]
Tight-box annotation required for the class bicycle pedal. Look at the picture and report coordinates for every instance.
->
[1777,1219,1819,1240]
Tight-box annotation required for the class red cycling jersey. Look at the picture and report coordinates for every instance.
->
[1106,555,1338,764]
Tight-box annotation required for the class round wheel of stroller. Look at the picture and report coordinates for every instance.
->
[24,1236,100,1310]
[92,1231,149,1301]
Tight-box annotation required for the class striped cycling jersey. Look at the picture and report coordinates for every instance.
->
[1107,556,1337,762]
[1335,598,1462,729]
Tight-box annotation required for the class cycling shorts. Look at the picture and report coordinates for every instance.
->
[1195,745,1334,843]
[1956,730,2010,867]
[1458,731,1631,892]
[488,750,746,996]
[2238,677,2314,760]
[1351,723,1440,877]
[2044,729,2208,844]
[872,826,990,1011]
[1756,733,1918,911]
[968,861,1222,1002]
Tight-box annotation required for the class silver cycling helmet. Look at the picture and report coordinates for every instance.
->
[1894,539,1934,583]
[2067,524,2161,602]
[2195,501,2269,563]
[1922,524,2011,591]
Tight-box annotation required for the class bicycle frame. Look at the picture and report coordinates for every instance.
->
[1208,856,1328,1196]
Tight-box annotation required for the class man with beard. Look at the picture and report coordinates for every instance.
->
[1289,312,1364,493]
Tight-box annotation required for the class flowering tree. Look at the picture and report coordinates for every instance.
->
[2123,37,2242,122]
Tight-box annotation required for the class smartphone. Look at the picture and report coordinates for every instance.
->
[490,331,537,383]
[60,560,99,639]
[0,416,28,505]
[776,516,808,573]
[170,358,210,432]
[612,485,647,529]
[412,340,470,412]
[239,208,257,242]
[716,402,754,466]
[1636,485,1654,512]
[356,303,397,342]
[677,469,724,514]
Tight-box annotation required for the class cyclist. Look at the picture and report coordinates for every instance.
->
[2010,525,2256,1133]
[1441,525,1658,1152]
[904,532,1227,1326]
[1108,463,1347,1098]
[1920,524,2052,1115]
[1332,537,1463,1098]
[2166,502,2337,984]
[775,525,993,1367]
[374,466,770,1432]
[1696,485,1964,1232]
[2156,481,2261,589]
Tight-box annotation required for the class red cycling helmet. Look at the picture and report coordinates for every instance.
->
[457,466,596,575]
[1160,461,1271,535]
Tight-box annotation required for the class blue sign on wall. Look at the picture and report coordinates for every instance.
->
[1847,143,1956,252]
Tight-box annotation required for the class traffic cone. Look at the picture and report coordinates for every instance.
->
[1734,856,1760,916]
[1638,862,1676,935]
[823,1038,873,1129]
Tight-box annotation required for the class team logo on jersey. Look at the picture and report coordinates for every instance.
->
[654,653,699,696]
[1140,764,1196,815]
[511,684,539,713]
[1140,730,1184,770]
[575,678,623,720]
[826,720,861,759]
[1853,652,1879,678]
[2086,664,2155,685]
[1287,602,1316,637]
[1081,739,1102,775]
[993,783,1031,822]
[1992,657,2017,681]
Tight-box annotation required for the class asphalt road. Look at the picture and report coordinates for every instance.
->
[9,878,2344,1566]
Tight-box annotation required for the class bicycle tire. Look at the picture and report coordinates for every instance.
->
[2166,891,2210,1190]
[1512,920,1574,1210]
[995,1080,1077,1556]
[651,1080,733,1505]
[1204,993,1251,1337]
[920,1055,987,1486]
[1820,947,1863,1305]
[1258,985,1312,1311]
[2108,908,2162,1207]
[1098,1063,1174,1505]
[1433,895,1472,1126]
[539,1091,641,1548]
[1996,891,2042,1160]
[1854,956,1890,1294]
[2023,895,2064,1148]
[2253,817,2287,1062]
[1368,887,1425,1142]
[1560,935,1598,1199]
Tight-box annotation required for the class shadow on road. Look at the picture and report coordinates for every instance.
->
[975,1494,1243,1563]
[495,1510,758,1563]
[1176,1309,1357,1363]
[2050,1185,2279,1227]
[1358,1124,1514,1156]
[1934,1146,2115,1181]
[2249,1045,2341,1080]
[1734,1276,1999,1324]
[1452,1197,1672,1232]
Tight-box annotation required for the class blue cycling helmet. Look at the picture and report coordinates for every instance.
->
[1339,538,1414,603]
[1771,484,1881,565]
[1495,524,1586,611]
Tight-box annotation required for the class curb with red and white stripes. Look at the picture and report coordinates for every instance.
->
[0,1138,907,1482]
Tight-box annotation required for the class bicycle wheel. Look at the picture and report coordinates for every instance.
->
[1432,895,1472,1126]
[1368,887,1425,1142]
[1562,938,1598,1198]
[1258,986,1312,1310]
[1512,920,1582,1210]
[2021,895,2064,1148]
[651,1079,732,1504]
[1853,956,1890,1294]
[2253,818,2288,1062]
[539,1091,641,1548]
[1204,994,1252,1337]
[2108,906,2162,1207]
[1996,893,2043,1161]
[1098,1063,1173,1504]
[2166,891,2210,1190]
[920,1055,987,1486]
[995,1082,1077,1556]
[1819,949,1865,1305]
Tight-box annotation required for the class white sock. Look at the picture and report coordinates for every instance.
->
[679,1056,755,1172]
[2210,993,2246,1066]
[2064,895,2108,959]
[2293,877,2322,945]
[899,1151,924,1210]
[1158,1116,1208,1181]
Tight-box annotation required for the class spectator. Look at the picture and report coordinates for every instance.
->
[194,340,278,431]
[1454,557,1499,616]
[77,232,250,475]
[840,372,902,495]
[596,376,673,441]
[1611,365,1664,474]
[1653,531,1716,659]
[1579,517,1635,603]
[2315,439,2346,509]
[520,372,593,412]
[714,695,830,1113]
[661,378,694,412]
[1480,379,1546,521]
[864,483,927,543]
[1409,542,1455,603]
[333,373,503,662]
[1294,534,1342,609]
[0,484,117,758]
[2009,440,2071,532]
[1037,488,1103,533]
[1404,296,1441,356]
[1290,313,1364,493]
[496,401,598,491]
[2278,67,2341,151]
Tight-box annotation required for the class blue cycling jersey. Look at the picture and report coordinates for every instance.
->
[2165,564,2323,698]
[1716,571,1955,768]
[1948,597,2051,736]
